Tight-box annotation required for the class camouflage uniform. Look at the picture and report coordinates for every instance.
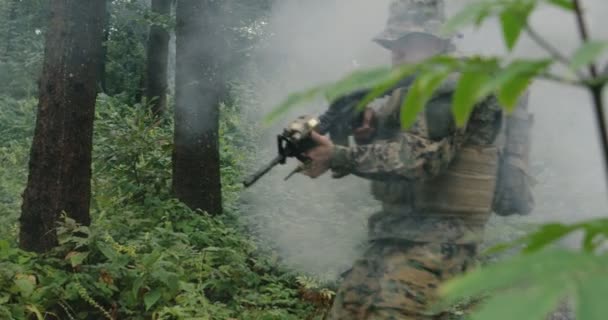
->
[326,1,503,319]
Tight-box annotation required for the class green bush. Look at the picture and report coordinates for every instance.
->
[0,96,35,241]
[0,94,326,319]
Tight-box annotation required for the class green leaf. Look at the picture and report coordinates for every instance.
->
[486,59,550,111]
[68,251,89,267]
[132,276,145,300]
[469,284,567,320]
[579,219,608,252]
[25,305,44,320]
[0,240,11,259]
[498,76,533,112]
[577,275,608,320]
[264,67,396,125]
[263,85,324,125]
[440,249,601,305]
[485,218,608,256]
[482,241,521,256]
[443,251,608,320]
[570,41,608,71]
[452,71,491,126]
[523,223,577,253]
[144,288,162,311]
[0,240,9,251]
[483,59,551,91]
[96,242,116,260]
[442,2,492,34]
[400,67,452,128]
[500,10,524,51]
[142,250,162,269]
[500,1,535,51]
[355,65,416,111]
[546,0,574,11]
[14,278,35,297]
[325,66,393,102]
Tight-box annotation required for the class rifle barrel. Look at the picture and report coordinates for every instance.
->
[242,155,285,188]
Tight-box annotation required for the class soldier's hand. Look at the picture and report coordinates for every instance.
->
[301,131,334,178]
[353,108,376,144]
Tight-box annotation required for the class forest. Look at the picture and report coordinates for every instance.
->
[0,0,607,319]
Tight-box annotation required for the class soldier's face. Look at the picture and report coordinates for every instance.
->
[390,33,444,66]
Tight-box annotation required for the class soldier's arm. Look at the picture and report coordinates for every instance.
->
[329,129,463,181]
[330,97,502,181]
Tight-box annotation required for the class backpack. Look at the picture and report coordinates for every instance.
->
[492,92,535,216]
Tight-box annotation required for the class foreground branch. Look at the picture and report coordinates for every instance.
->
[572,0,608,187]
[525,25,584,79]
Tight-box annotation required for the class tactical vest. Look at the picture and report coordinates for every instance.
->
[369,84,501,222]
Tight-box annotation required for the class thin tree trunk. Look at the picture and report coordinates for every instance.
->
[173,0,223,214]
[145,0,171,117]
[20,0,106,253]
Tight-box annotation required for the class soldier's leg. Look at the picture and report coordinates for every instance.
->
[328,240,476,320]
[326,256,379,320]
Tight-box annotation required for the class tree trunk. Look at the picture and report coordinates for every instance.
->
[2,0,17,63]
[98,0,111,93]
[145,0,171,117]
[173,0,224,214]
[19,0,106,253]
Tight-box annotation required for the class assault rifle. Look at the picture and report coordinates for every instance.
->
[242,89,370,188]
[243,77,414,188]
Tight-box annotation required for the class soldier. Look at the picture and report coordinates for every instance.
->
[300,0,508,319]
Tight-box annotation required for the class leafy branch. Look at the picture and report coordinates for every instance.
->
[571,0,608,184]
[524,24,583,78]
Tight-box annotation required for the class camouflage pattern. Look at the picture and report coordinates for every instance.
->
[374,0,448,49]
[329,240,477,320]
[327,76,502,319]
[329,85,502,243]
[367,210,487,244]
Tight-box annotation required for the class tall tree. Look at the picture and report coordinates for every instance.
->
[20,0,106,252]
[173,0,224,214]
[145,0,171,116]
[98,0,111,93]
[2,0,18,63]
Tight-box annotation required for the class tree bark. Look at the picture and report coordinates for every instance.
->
[173,0,224,214]
[19,0,106,253]
[145,0,171,117]
[98,0,111,93]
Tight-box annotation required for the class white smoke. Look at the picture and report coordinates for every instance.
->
[242,0,608,277]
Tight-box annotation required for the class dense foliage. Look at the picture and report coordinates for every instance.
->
[0,0,335,318]
[0,95,334,319]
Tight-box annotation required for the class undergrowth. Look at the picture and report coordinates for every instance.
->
[0,94,332,319]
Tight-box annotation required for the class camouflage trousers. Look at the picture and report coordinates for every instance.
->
[328,240,477,320]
